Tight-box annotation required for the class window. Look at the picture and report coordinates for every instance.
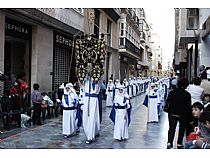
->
[187,9,199,30]
[120,37,124,46]
[121,30,124,36]
[107,19,112,47]
[139,21,143,32]
[121,23,124,29]
[94,9,100,35]
[120,22,125,37]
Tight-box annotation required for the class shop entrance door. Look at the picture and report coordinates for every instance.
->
[4,36,30,95]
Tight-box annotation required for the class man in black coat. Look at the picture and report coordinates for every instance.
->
[199,65,207,79]
[166,78,192,149]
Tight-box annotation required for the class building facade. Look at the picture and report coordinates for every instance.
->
[0,8,154,95]
[174,8,210,82]
[118,8,151,81]
[0,8,84,95]
[83,8,121,83]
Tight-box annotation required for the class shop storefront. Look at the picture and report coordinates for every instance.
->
[4,17,32,94]
[53,31,76,89]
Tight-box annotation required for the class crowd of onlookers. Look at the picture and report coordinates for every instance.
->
[166,65,210,149]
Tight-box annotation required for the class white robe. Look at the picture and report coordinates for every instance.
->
[62,91,78,135]
[133,81,137,97]
[113,94,130,140]
[146,88,159,122]
[106,82,114,107]
[128,81,133,98]
[114,82,121,100]
[83,78,100,141]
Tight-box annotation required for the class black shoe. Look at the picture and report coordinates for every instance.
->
[177,144,184,149]
[37,123,43,125]
[76,130,80,135]
[95,134,100,138]
[64,135,70,139]
[167,143,173,149]
[85,140,92,144]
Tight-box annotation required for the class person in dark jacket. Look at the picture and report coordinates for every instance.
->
[166,77,192,149]
[199,65,207,79]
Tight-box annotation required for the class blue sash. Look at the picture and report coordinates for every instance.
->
[85,93,98,98]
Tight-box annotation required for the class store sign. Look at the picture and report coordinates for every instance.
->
[54,32,73,49]
[5,23,29,34]
[5,17,31,39]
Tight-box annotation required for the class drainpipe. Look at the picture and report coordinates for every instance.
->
[194,40,198,77]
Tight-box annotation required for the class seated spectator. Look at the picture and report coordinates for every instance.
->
[207,67,210,81]
[200,73,210,96]
[202,94,210,111]
[185,102,204,149]
[41,92,54,121]
[193,111,210,149]
[21,113,31,128]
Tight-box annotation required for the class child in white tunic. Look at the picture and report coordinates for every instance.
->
[110,85,132,140]
[62,83,79,138]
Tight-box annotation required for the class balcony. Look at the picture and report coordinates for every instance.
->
[125,39,140,56]
[178,9,199,45]
[101,8,121,22]
[36,8,84,32]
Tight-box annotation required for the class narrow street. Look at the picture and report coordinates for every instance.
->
[0,94,169,149]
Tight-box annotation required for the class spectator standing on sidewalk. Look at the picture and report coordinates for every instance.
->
[31,83,43,125]
[199,65,207,79]
[166,78,192,149]
[17,72,29,98]
[186,77,204,105]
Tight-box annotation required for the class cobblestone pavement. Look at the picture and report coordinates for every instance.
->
[0,94,169,149]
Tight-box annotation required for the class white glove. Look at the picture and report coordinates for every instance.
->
[56,99,61,103]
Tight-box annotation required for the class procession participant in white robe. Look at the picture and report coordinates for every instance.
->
[62,83,79,138]
[143,83,159,123]
[83,76,101,144]
[75,83,84,133]
[113,79,121,100]
[109,85,132,141]
[123,78,129,94]
[132,77,137,97]
[128,78,133,99]
[136,77,141,95]
[106,79,115,107]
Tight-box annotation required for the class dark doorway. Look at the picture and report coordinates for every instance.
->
[4,36,31,95]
